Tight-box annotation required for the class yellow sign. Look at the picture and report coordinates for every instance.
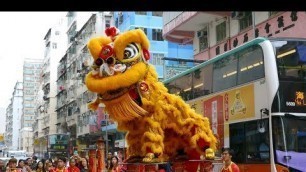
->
[226,84,255,121]
[0,134,4,142]
[295,91,306,106]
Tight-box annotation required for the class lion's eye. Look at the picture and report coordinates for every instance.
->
[124,43,139,59]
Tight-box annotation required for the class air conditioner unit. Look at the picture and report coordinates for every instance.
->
[197,30,207,38]
[231,11,245,20]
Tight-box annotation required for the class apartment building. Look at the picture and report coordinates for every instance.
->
[5,81,23,151]
[114,11,195,80]
[162,11,306,61]
[55,12,113,156]
[21,59,43,153]
[32,17,67,158]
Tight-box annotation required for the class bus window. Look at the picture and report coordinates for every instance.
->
[192,64,213,99]
[230,119,269,164]
[167,73,192,101]
[272,40,306,81]
[272,115,306,171]
[213,55,238,92]
[229,122,245,163]
[237,45,265,85]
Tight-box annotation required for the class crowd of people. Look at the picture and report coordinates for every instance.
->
[3,155,89,172]
[1,147,241,172]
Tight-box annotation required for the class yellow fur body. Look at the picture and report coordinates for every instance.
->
[85,28,217,161]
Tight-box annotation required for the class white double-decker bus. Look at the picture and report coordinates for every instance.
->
[164,37,306,172]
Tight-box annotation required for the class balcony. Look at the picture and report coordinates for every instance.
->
[163,12,231,44]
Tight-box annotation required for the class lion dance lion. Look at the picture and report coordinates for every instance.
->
[85,27,217,169]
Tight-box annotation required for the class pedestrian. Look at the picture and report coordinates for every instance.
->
[78,158,88,172]
[67,158,80,172]
[107,156,119,172]
[34,161,44,172]
[6,158,21,172]
[17,159,26,172]
[31,157,38,171]
[49,157,68,172]
[220,147,240,172]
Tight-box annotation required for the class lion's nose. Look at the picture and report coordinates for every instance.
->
[99,63,114,77]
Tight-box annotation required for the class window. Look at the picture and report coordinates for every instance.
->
[118,14,123,25]
[152,11,163,17]
[230,119,270,163]
[269,11,279,17]
[151,53,164,65]
[216,21,226,42]
[178,61,187,65]
[135,27,147,35]
[198,27,208,51]
[238,45,264,85]
[192,65,213,99]
[105,20,111,28]
[239,12,252,31]
[213,55,238,92]
[152,29,163,41]
[169,73,193,101]
[52,43,57,49]
[25,76,34,81]
[24,69,34,75]
[135,11,146,15]
[115,18,119,28]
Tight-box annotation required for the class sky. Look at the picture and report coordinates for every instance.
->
[0,12,67,110]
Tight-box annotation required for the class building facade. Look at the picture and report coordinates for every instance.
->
[32,16,67,159]
[55,12,113,157]
[114,11,194,80]
[163,11,306,61]
[5,81,23,151]
[21,59,43,153]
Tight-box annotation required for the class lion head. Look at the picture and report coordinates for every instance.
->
[85,27,151,121]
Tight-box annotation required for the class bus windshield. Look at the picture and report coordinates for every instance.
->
[272,115,306,172]
[271,39,306,113]
[271,39,306,81]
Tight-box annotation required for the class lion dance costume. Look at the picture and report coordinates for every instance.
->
[85,27,217,171]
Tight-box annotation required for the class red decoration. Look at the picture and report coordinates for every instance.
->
[142,49,150,61]
[139,81,149,92]
[105,27,117,37]
[99,45,113,59]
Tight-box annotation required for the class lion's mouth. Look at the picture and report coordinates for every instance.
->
[98,85,142,106]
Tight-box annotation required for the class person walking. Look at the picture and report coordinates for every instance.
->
[220,147,240,172]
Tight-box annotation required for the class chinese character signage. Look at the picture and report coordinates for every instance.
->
[47,134,69,152]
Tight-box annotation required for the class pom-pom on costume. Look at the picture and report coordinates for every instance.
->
[85,27,217,165]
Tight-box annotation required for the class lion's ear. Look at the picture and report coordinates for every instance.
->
[87,36,112,61]
[135,29,150,50]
